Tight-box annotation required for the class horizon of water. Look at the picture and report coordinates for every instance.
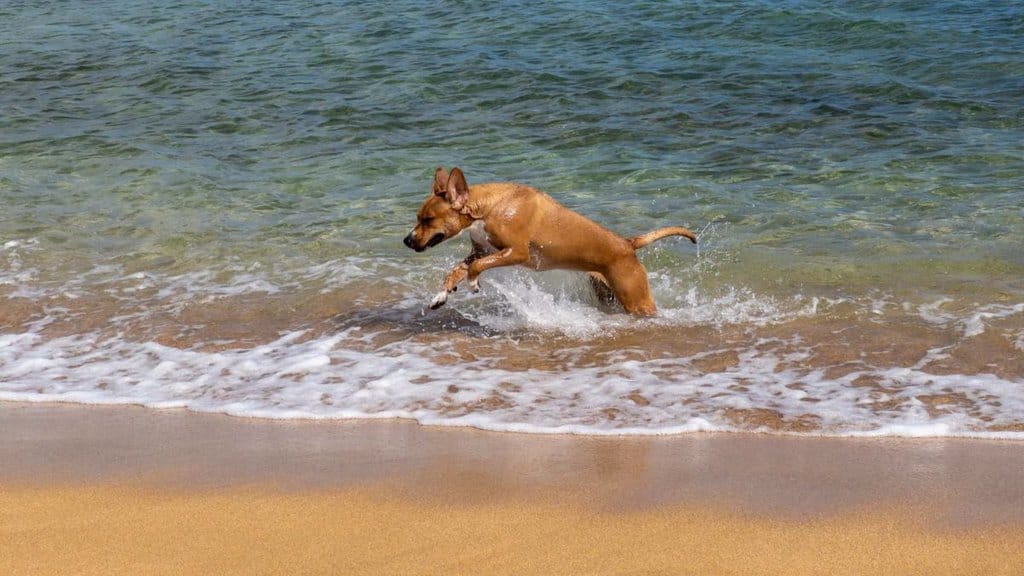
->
[2,1,1023,437]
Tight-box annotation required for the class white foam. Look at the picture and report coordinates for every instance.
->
[2,254,402,316]
[302,257,379,292]
[917,297,956,325]
[914,298,1024,339]
[3,238,38,251]
[445,267,822,339]
[2,253,1023,439]
[961,303,1024,338]
[470,271,613,338]
[0,237,40,291]
[1,311,1022,438]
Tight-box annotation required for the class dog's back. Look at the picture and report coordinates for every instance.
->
[469,183,634,273]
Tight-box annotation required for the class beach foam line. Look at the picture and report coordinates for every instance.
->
[2,317,1023,438]
[3,250,1024,438]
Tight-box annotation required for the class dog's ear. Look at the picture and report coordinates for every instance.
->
[431,167,449,196]
[446,167,470,211]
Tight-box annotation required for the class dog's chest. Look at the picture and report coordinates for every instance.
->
[468,220,498,251]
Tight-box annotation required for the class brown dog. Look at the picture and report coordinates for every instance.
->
[403,167,697,315]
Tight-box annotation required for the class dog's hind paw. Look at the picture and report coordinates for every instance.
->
[428,290,449,310]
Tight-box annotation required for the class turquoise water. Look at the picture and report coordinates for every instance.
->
[2,1,1023,436]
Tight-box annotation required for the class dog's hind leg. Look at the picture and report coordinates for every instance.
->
[604,258,658,316]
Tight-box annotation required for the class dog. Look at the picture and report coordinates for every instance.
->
[403,167,697,315]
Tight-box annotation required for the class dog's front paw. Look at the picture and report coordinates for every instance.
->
[468,278,481,293]
[428,290,449,310]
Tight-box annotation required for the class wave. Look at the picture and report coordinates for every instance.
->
[2,255,1022,439]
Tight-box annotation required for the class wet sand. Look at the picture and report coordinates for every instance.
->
[2,402,1024,575]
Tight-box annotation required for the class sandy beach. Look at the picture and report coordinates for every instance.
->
[2,402,1023,575]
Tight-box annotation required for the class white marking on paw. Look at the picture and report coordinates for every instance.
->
[429,290,448,309]
[469,278,481,293]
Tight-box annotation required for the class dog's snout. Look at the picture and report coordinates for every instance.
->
[403,233,414,249]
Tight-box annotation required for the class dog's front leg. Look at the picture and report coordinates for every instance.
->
[466,246,530,288]
[429,261,469,310]
[428,240,496,310]
[429,248,526,310]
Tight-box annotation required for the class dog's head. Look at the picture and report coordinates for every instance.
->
[403,167,472,252]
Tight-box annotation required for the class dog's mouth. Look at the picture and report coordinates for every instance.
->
[423,232,446,250]
[406,231,447,252]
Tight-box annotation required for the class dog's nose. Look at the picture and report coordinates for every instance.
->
[403,234,414,249]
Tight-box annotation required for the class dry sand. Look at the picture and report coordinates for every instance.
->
[2,402,1024,575]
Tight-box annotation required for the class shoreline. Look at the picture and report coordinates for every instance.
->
[3,401,1024,521]
[3,401,1024,575]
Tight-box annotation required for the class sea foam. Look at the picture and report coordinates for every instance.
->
[2,248,1023,438]
[2,276,1023,439]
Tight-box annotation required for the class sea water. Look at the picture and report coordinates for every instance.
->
[2,1,1023,437]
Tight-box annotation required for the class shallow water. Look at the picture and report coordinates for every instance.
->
[2,1,1023,436]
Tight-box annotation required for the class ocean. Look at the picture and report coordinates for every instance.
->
[2,0,1022,436]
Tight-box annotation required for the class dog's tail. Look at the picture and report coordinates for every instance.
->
[629,227,698,250]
